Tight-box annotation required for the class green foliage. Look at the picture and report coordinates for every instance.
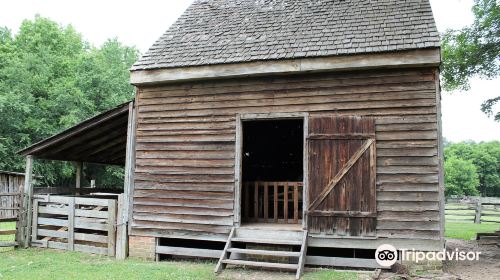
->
[441,0,500,120]
[445,141,500,197]
[444,157,480,197]
[0,15,139,187]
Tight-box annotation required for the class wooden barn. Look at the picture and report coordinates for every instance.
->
[17,0,444,276]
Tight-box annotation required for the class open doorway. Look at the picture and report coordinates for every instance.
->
[240,119,304,225]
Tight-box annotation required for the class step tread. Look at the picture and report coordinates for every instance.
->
[222,259,298,270]
[231,237,302,245]
[228,248,301,257]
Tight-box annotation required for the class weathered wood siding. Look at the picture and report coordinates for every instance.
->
[0,173,24,219]
[132,67,441,242]
[308,116,377,237]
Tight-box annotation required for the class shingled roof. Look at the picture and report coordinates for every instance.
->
[131,0,440,71]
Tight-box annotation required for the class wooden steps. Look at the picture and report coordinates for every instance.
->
[227,248,301,257]
[231,237,302,246]
[222,259,298,270]
[215,227,308,279]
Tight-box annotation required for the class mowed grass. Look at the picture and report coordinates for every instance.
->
[0,248,217,280]
[445,222,499,240]
[0,222,16,252]
[0,248,359,280]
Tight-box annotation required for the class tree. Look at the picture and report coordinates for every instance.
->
[444,141,500,196]
[441,0,500,120]
[0,15,138,187]
[444,156,480,197]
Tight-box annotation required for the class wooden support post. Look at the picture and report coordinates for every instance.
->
[125,101,136,234]
[107,199,117,256]
[294,183,299,223]
[116,194,127,259]
[274,182,278,223]
[75,162,82,196]
[284,183,288,223]
[22,155,34,248]
[475,200,482,224]
[31,199,39,244]
[68,197,75,251]
[264,182,268,222]
[233,114,242,226]
[254,182,259,221]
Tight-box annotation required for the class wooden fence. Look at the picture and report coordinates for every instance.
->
[0,172,24,220]
[30,195,118,256]
[445,199,500,224]
[242,181,303,224]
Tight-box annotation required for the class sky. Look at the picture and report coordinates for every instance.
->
[0,0,498,142]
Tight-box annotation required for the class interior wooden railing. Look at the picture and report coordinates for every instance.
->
[242,181,303,224]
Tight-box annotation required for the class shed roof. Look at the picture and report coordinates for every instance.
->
[18,102,130,166]
[131,0,440,71]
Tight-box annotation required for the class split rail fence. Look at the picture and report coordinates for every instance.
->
[445,198,500,224]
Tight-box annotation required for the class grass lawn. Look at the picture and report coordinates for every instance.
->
[1,219,497,279]
[0,248,359,280]
[445,222,499,240]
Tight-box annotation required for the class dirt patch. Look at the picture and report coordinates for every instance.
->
[376,238,500,280]
[443,238,500,280]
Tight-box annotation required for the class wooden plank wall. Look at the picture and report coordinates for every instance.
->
[132,68,441,242]
[0,174,24,219]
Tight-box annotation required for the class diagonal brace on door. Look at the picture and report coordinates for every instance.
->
[308,138,374,211]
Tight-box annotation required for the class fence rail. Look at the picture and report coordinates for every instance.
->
[445,199,500,224]
[30,195,117,256]
[242,181,303,224]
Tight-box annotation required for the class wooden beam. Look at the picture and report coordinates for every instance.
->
[435,68,445,248]
[108,199,117,257]
[68,197,75,251]
[75,162,82,195]
[125,101,137,236]
[116,194,126,259]
[233,114,242,226]
[130,49,441,85]
[22,155,34,248]
[302,113,309,230]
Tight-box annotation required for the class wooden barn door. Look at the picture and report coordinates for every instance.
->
[307,116,376,236]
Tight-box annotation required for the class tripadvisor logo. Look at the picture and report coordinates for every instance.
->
[375,244,398,266]
[375,244,482,267]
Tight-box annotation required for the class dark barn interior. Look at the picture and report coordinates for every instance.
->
[241,119,304,224]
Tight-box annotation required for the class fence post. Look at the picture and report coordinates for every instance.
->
[22,155,34,248]
[116,194,127,260]
[474,200,482,224]
[107,199,117,257]
[31,199,39,244]
[68,197,75,251]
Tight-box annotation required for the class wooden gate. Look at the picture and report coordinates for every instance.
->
[30,195,117,256]
[307,116,376,236]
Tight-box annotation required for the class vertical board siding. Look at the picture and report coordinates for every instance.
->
[0,174,24,219]
[132,68,440,241]
[308,116,376,237]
